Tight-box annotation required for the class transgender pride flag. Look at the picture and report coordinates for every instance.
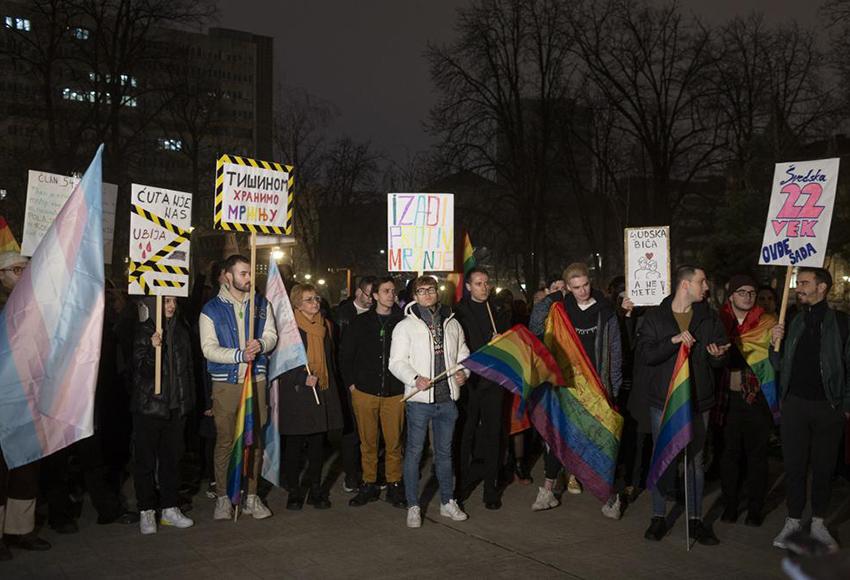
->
[262,256,307,486]
[0,146,105,468]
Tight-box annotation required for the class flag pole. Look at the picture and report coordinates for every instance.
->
[401,364,465,403]
[305,363,320,405]
[684,448,691,552]
[154,295,162,395]
[774,266,793,352]
[485,301,498,336]
[249,232,256,340]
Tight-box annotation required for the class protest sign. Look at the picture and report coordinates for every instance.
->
[22,170,117,263]
[387,193,454,273]
[128,184,192,297]
[625,226,670,306]
[214,154,293,234]
[758,158,839,268]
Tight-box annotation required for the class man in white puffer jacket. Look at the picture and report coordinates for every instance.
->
[389,276,470,528]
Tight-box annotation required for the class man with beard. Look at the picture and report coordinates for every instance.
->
[200,254,277,521]
[771,268,850,552]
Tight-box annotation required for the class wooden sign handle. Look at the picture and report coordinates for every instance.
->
[154,295,162,395]
[774,266,793,352]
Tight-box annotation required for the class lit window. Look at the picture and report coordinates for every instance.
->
[4,16,31,31]
[122,95,137,107]
[158,138,183,152]
[71,27,89,40]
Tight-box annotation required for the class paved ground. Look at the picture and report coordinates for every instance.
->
[3,455,850,579]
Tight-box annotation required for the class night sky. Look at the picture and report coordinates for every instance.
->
[217,0,821,161]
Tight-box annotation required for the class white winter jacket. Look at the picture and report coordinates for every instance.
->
[389,302,471,404]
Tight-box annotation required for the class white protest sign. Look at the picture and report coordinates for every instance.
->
[758,158,839,268]
[625,226,670,306]
[128,184,192,297]
[387,193,454,273]
[22,170,117,263]
[214,154,292,234]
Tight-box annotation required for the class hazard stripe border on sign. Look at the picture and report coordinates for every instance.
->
[214,153,294,235]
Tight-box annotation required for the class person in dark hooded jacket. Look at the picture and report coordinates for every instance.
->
[131,296,196,535]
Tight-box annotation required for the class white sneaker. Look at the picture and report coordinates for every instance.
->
[810,517,839,552]
[531,487,560,511]
[214,496,233,521]
[772,517,802,549]
[244,494,272,519]
[139,509,157,535]
[160,507,194,529]
[440,499,468,521]
[567,475,583,495]
[407,506,422,528]
[601,494,622,520]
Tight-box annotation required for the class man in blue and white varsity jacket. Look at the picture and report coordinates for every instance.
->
[200,254,277,521]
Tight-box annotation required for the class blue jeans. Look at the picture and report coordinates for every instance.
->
[403,402,458,507]
[649,407,709,519]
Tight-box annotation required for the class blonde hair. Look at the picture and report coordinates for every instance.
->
[290,283,317,308]
[563,262,590,283]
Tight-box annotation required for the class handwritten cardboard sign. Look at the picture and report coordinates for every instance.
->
[625,226,670,306]
[21,170,117,263]
[387,193,454,273]
[758,158,839,268]
[214,154,292,234]
[128,184,192,297]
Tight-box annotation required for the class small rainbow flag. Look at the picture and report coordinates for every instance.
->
[737,314,780,422]
[227,366,255,505]
[646,344,693,490]
[0,215,20,254]
[541,302,623,502]
[462,324,564,415]
[453,232,476,303]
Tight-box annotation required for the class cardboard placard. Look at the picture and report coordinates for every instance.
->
[22,170,117,263]
[214,154,293,234]
[758,158,839,267]
[625,226,670,306]
[387,193,454,273]
[128,184,192,297]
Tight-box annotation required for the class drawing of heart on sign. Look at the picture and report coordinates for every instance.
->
[645,252,654,260]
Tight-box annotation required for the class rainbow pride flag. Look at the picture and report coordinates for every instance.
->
[0,215,20,253]
[453,232,476,303]
[737,314,780,422]
[227,366,255,505]
[541,302,623,502]
[0,147,104,468]
[646,344,693,490]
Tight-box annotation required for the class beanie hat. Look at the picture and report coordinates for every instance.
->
[728,274,757,294]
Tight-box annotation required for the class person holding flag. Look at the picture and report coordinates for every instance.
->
[635,265,729,545]
[279,284,344,510]
[200,254,278,521]
[717,274,778,528]
[131,296,195,534]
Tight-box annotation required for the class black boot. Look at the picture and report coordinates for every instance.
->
[349,484,380,507]
[689,519,720,546]
[385,482,407,509]
[286,490,305,511]
[307,488,331,509]
[644,517,667,541]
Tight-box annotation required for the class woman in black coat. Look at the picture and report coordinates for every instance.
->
[279,284,344,510]
[131,297,195,535]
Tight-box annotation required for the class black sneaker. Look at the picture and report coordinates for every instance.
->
[644,517,667,541]
[385,482,407,509]
[690,519,720,546]
[286,492,305,511]
[307,489,331,509]
[349,484,380,507]
[343,476,359,494]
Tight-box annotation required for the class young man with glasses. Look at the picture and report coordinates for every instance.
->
[389,276,470,528]
[717,274,776,528]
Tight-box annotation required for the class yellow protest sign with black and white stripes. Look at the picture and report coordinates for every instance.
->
[128,184,193,297]
[214,154,294,234]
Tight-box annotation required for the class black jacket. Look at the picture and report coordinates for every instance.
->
[634,295,728,412]
[339,308,404,397]
[333,298,362,343]
[279,323,345,435]
[453,297,512,391]
[132,315,196,418]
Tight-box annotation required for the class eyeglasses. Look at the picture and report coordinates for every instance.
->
[415,287,438,295]
[0,266,24,275]
[734,290,757,298]
[302,296,321,303]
